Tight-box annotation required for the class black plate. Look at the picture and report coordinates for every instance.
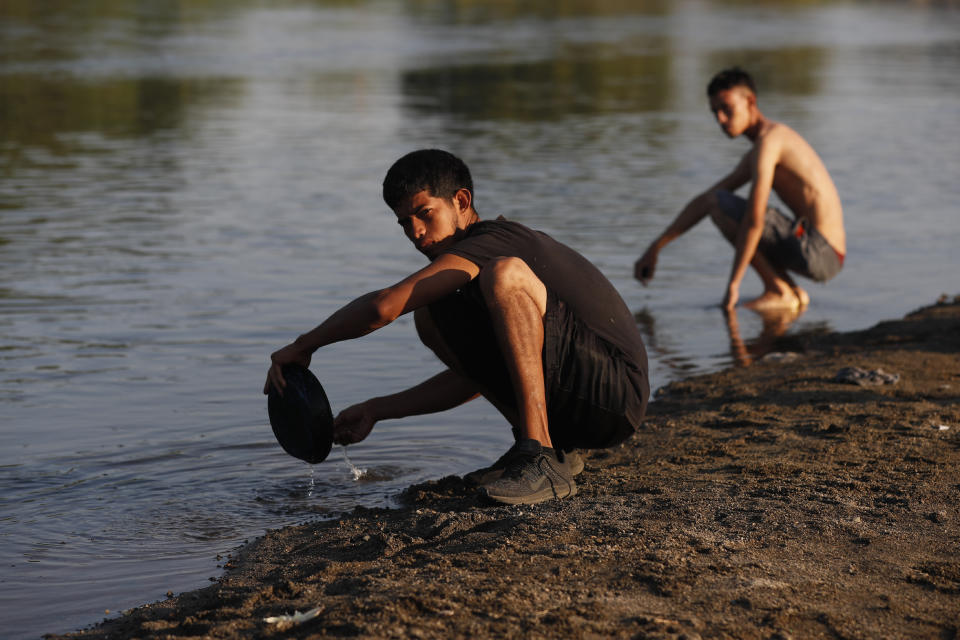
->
[267,364,334,464]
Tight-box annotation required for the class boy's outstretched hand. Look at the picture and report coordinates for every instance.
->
[634,246,658,284]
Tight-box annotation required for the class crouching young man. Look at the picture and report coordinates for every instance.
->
[265,149,648,505]
[634,67,846,311]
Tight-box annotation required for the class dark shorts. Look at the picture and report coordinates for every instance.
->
[427,281,647,451]
[715,191,843,283]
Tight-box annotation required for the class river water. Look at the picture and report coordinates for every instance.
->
[1,1,958,637]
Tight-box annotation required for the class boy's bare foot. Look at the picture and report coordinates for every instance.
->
[793,287,810,308]
[745,291,801,311]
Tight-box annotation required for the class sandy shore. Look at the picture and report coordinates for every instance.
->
[51,298,960,640]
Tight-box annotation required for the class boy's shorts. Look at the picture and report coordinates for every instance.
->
[427,281,647,451]
[715,190,843,282]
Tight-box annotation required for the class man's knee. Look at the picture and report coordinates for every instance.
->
[414,307,442,353]
[706,190,727,225]
[477,256,527,290]
[477,256,547,313]
[707,190,739,240]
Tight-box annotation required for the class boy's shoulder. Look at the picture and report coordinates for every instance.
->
[758,120,805,147]
[747,121,804,161]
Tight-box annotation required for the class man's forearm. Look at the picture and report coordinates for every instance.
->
[295,290,395,354]
[729,222,764,287]
[659,190,715,247]
[368,369,480,422]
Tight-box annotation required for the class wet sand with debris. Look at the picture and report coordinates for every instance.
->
[51,299,960,639]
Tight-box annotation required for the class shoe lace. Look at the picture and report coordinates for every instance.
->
[490,442,522,469]
[501,453,541,480]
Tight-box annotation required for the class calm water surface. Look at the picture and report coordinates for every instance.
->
[1,1,958,637]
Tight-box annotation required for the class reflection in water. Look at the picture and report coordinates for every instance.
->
[401,53,674,120]
[634,306,701,375]
[724,305,801,367]
[637,304,835,373]
[1,75,240,155]
[405,0,672,23]
[1,1,959,639]
[704,46,829,97]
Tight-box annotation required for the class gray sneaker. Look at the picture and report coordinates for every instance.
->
[463,441,525,486]
[465,444,584,486]
[483,439,576,505]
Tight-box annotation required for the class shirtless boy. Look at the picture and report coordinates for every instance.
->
[634,67,846,310]
[265,149,648,505]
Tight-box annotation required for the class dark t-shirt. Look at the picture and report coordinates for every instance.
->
[443,217,646,371]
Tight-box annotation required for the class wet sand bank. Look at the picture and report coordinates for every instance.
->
[51,298,960,640]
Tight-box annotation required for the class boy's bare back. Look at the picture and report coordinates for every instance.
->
[748,121,846,255]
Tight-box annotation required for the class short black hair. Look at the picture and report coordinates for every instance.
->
[382,149,474,211]
[707,67,756,97]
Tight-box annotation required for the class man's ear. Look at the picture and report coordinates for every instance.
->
[454,187,472,213]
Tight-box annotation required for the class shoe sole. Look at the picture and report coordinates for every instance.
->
[469,453,584,487]
[484,479,577,505]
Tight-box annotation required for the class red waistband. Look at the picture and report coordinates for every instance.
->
[795,221,844,266]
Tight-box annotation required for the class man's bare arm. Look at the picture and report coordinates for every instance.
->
[667,155,752,242]
[724,132,780,309]
[333,369,480,445]
[635,155,751,283]
[265,253,480,393]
